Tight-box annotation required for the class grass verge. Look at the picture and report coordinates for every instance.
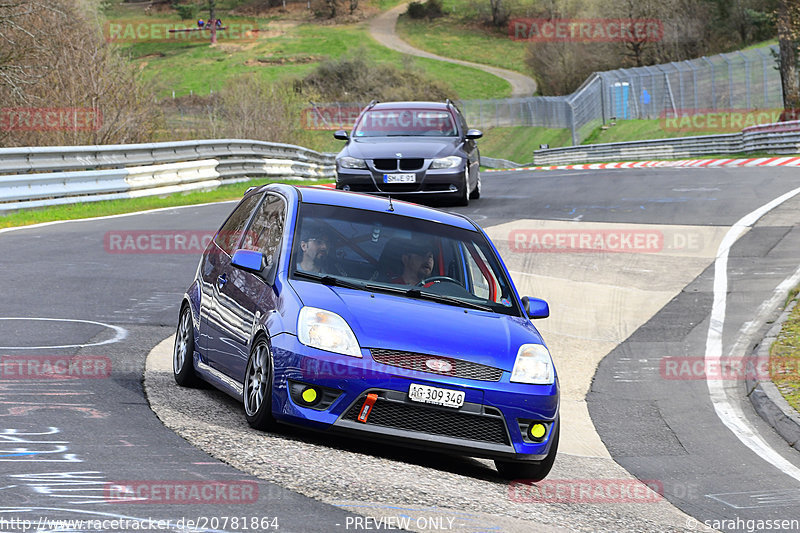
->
[395,13,531,76]
[478,126,570,163]
[770,287,800,413]
[0,178,328,230]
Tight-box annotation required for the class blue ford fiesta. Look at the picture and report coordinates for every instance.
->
[173,184,559,479]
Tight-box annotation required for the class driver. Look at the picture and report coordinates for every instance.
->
[297,222,332,274]
[392,240,434,285]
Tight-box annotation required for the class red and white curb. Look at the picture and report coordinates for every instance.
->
[486,156,800,172]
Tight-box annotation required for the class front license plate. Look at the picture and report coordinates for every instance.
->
[383,173,416,183]
[408,383,465,409]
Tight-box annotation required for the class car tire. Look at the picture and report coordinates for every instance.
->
[470,171,481,200]
[243,336,278,431]
[494,420,559,481]
[173,305,199,387]
[455,169,470,206]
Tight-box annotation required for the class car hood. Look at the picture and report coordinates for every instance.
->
[343,137,462,160]
[290,280,545,371]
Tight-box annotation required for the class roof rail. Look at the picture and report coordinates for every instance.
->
[367,99,379,109]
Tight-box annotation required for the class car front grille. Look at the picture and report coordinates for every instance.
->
[370,349,504,382]
[373,159,397,171]
[399,158,424,171]
[342,397,510,445]
[371,159,425,171]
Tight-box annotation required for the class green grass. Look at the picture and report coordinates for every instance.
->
[396,14,532,77]
[478,126,570,163]
[302,130,349,154]
[580,115,784,146]
[770,288,800,413]
[113,13,510,100]
[0,178,328,230]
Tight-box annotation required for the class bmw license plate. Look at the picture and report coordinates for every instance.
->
[408,383,465,409]
[383,173,416,184]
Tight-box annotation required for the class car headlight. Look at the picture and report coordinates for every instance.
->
[338,156,367,169]
[298,307,362,357]
[510,344,554,384]
[430,156,463,169]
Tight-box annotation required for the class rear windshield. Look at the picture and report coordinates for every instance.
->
[353,109,458,137]
[290,203,522,316]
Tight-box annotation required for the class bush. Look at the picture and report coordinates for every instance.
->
[406,0,442,20]
[207,76,307,144]
[406,2,426,19]
[297,52,454,101]
[425,0,443,18]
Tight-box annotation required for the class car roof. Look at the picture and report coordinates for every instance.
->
[263,184,477,232]
[370,101,453,111]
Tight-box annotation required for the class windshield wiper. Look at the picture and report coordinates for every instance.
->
[413,291,493,312]
[364,283,493,312]
[293,271,364,290]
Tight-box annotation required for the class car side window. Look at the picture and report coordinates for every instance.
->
[214,193,262,256]
[241,194,286,271]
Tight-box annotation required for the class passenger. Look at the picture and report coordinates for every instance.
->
[392,240,434,285]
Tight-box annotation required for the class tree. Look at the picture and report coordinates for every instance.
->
[488,0,506,27]
[776,0,800,115]
[0,0,162,146]
[0,1,56,102]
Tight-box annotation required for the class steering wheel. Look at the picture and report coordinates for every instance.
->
[416,276,461,288]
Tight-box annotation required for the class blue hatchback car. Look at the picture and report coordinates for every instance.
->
[173,184,559,479]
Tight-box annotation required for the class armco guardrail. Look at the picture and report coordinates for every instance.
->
[532,121,800,166]
[0,139,335,212]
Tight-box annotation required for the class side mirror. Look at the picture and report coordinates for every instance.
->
[334,130,349,141]
[231,249,265,274]
[465,129,483,140]
[521,296,549,319]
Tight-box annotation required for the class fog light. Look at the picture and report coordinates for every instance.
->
[529,423,547,441]
[301,387,318,404]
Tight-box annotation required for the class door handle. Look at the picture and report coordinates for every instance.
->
[217,274,228,289]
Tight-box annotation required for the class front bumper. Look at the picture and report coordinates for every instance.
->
[335,167,464,196]
[270,333,559,461]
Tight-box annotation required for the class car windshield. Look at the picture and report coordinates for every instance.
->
[353,109,458,137]
[290,203,521,316]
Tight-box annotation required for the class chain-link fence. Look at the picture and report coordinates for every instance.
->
[462,45,783,145]
[303,45,784,146]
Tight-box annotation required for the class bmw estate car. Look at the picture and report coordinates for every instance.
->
[333,100,482,206]
[173,184,559,479]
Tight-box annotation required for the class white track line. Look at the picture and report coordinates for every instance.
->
[705,185,800,482]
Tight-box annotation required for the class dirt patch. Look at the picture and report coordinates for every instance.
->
[244,55,323,65]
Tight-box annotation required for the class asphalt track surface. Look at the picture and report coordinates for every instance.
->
[1,166,799,532]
